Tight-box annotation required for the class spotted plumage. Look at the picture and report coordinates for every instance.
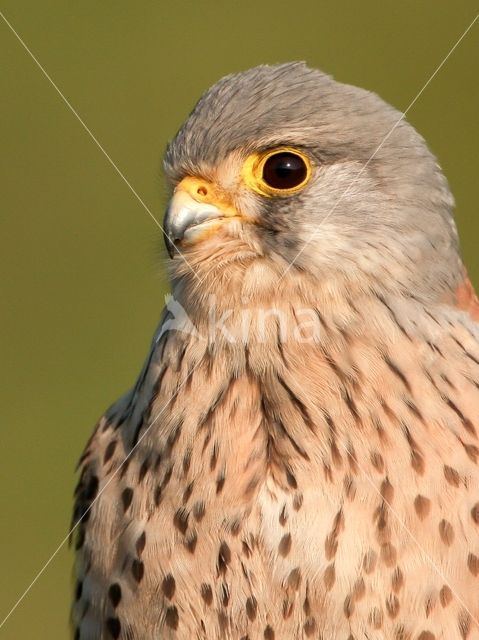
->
[73,63,479,639]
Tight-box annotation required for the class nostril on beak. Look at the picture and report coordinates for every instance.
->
[197,185,208,197]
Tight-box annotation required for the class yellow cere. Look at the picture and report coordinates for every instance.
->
[240,146,312,197]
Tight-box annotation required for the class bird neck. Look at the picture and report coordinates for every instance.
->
[110,267,471,503]
[166,262,419,354]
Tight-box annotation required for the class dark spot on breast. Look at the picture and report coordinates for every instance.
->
[324,533,338,560]
[154,485,162,507]
[200,583,213,606]
[138,457,151,482]
[343,595,354,618]
[303,596,311,616]
[84,475,99,501]
[119,457,130,479]
[286,567,301,590]
[121,487,133,512]
[410,448,425,475]
[105,617,121,639]
[182,448,191,474]
[405,399,424,422]
[363,549,377,573]
[165,605,179,630]
[330,440,342,467]
[103,440,117,464]
[193,500,206,521]
[285,468,297,489]
[323,563,335,590]
[229,518,241,536]
[162,574,176,599]
[380,478,394,503]
[375,503,390,544]
[161,465,173,489]
[458,609,471,639]
[221,582,230,607]
[370,451,385,473]
[467,553,479,576]
[445,397,476,436]
[440,585,453,607]
[439,519,454,545]
[210,442,219,471]
[293,493,303,510]
[135,532,146,556]
[131,559,144,582]
[108,583,122,608]
[443,465,460,487]
[153,452,162,472]
[246,596,257,621]
[391,567,404,592]
[424,593,435,617]
[352,577,365,601]
[264,625,275,640]
[380,542,397,567]
[343,474,356,500]
[173,508,189,534]
[218,542,231,574]
[385,594,400,618]
[185,531,198,553]
[471,502,479,523]
[216,473,226,494]
[384,357,412,392]
[164,425,182,456]
[414,495,431,520]
[278,533,292,556]
[182,482,194,504]
[463,443,479,463]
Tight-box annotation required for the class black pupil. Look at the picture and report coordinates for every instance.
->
[262,152,307,190]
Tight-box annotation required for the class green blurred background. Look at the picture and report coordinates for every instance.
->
[0,1,478,637]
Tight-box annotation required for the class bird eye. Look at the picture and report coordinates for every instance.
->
[262,152,308,190]
[241,147,312,196]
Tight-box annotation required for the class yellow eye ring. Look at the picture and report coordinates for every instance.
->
[241,146,312,197]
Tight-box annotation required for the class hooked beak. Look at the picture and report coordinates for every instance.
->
[164,177,239,258]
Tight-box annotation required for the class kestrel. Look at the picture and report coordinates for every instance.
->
[73,63,479,639]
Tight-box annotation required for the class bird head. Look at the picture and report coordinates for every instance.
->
[163,63,462,308]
